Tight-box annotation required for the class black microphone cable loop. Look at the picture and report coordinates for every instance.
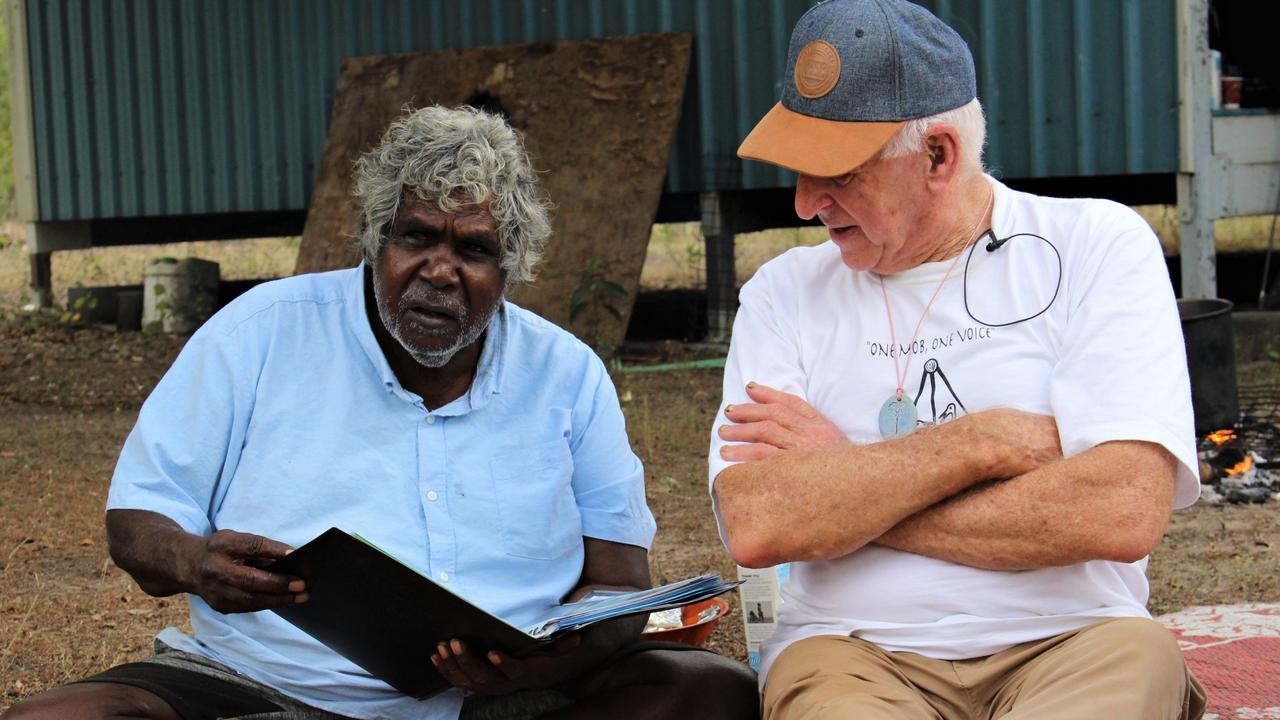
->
[962,230,1063,328]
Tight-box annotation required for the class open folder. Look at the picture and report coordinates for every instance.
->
[267,527,741,698]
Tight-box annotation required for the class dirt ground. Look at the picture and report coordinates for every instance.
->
[1,319,1279,709]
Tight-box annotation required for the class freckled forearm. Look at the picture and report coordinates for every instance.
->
[876,442,1177,570]
[874,480,1076,570]
[716,416,1012,566]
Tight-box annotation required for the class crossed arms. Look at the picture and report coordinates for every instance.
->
[712,383,1178,571]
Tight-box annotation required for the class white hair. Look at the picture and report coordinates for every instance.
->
[354,105,552,288]
[880,98,987,171]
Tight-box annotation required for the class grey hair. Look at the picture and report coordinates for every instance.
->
[880,98,987,171]
[354,105,552,287]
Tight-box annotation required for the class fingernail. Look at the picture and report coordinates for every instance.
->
[294,593,309,604]
[746,381,756,389]
[438,643,449,657]
[488,652,501,665]
[288,580,305,592]
[717,425,727,436]
[431,655,440,666]
[725,404,734,414]
[451,640,463,654]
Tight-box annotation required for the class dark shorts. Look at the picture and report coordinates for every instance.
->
[75,639,712,720]
[75,641,353,720]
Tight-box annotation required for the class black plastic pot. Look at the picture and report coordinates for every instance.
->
[1178,298,1239,434]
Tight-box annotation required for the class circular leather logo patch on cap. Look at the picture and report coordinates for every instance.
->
[794,40,841,99]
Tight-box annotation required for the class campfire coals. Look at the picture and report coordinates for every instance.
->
[1199,429,1280,505]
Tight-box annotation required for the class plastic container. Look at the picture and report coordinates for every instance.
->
[143,258,220,334]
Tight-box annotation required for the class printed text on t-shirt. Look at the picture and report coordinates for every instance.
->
[867,326,994,358]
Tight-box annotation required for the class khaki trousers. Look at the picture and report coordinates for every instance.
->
[764,617,1206,720]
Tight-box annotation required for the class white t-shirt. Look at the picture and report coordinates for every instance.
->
[708,177,1199,680]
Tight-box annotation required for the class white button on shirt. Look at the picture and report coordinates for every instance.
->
[426,490,439,502]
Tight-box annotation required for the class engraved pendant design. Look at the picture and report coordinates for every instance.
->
[878,395,918,439]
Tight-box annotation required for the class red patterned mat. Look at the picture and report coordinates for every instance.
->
[1158,604,1280,720]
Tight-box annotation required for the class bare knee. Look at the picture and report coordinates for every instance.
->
[2,682,179,720]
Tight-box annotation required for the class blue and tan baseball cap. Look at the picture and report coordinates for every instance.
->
[738,0,977,177]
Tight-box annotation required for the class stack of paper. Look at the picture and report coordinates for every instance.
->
[526,573,742,639]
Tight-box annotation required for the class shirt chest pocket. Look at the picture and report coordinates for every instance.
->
[490,441,581,560]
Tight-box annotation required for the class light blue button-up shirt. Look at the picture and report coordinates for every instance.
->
[106,265,655,720]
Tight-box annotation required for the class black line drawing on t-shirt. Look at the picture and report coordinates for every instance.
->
[912,358,967,427]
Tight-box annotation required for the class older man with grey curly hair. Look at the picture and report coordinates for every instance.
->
[6,105,758,720]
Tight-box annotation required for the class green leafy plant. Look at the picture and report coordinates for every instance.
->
[144,282,169,334]
[59,293,97,325]
[567,256,629,353]
[569,256,627,323]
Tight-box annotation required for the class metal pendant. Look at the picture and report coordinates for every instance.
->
[878,395,918,439]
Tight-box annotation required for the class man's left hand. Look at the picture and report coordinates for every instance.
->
[718,382,847,461]
[431,634,582,695]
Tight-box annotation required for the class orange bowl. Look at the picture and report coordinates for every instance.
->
[639,597,730,647]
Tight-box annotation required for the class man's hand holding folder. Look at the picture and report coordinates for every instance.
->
[429,537,650,695]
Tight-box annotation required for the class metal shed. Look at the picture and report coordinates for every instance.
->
[4,0,1274,333]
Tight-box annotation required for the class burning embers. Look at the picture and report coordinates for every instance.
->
[1199,427,1279,504]
[1206,429,1237,446]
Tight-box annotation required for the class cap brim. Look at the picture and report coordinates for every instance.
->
[738,102,905,178]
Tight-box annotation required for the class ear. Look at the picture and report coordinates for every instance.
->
[922,125,963,190]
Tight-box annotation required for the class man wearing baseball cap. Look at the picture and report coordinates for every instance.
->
[709,1,1206,717]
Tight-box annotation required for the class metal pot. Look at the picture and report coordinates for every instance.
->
[1178,298,1240,434]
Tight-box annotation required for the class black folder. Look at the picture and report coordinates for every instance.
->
[267,527,546,698]
[267,527,740,699]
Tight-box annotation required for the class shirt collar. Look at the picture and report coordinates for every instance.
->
[465,302,508,411]
[343,263,508,413]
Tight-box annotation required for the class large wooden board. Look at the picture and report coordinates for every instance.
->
[295,33,692,354]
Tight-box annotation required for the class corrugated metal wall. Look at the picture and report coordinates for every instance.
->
[24,0,1179,223]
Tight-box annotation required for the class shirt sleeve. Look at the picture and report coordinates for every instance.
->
[106,320,258,534]
[708,260,811,486]
[707,259,812,540]
[568,354,656,549]
[1048,208,1200,508]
